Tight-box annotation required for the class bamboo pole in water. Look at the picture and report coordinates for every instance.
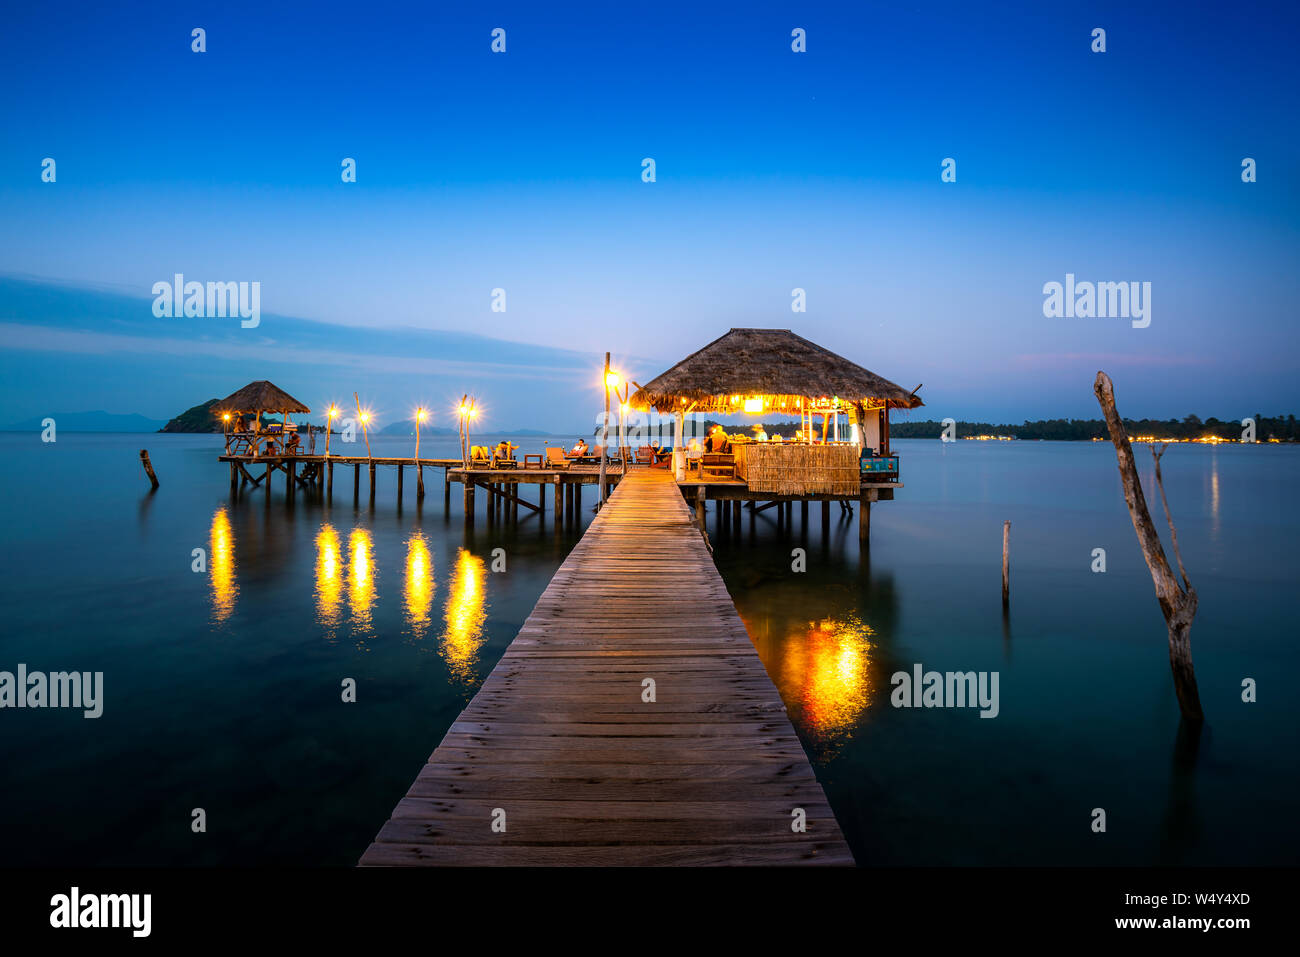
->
[1001,520,1010,608]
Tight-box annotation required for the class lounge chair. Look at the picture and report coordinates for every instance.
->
[545,448,570,470]
[470,445,491,467]
[699,452,737,481]
[634,446,655,466]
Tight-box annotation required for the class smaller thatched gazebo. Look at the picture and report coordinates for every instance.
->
[214,380,311,417]
[214,380,311,454]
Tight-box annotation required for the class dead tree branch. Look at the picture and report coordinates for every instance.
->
[1094,372,1203,721]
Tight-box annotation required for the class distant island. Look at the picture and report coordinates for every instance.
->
[3,411,168,432]
[702,414,1299,443]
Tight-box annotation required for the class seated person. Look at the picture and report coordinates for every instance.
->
[569,438,589,457]
[705,426,731,454]
[285,431,302,453]
[494,439,518,461]
[233,414,248,432]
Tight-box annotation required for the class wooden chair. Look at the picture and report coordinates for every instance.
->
[634,446,655,466]
[523,453,543,469]
[699,452,737,481]
[545,448,570,470]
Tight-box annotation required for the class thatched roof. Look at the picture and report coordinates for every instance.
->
[213,380,310,414]
[630,329,923,413]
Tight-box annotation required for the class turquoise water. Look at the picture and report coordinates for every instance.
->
[0,433,1295,865]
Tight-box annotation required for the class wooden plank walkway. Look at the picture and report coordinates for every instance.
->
[360,468,853,866]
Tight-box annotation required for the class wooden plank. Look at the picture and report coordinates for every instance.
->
[360,468,852,867]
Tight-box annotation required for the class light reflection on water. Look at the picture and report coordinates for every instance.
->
[208,506,237,622]
[442,548,488,690]
[748,612,875,753]
[224,510,487,681]
[315,524,343,636]
[404,533,435,639]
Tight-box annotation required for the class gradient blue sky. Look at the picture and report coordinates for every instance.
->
[1,0,1297,430]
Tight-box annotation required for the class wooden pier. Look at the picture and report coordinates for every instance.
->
[359,468,853,866]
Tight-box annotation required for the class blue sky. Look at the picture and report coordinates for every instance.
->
[1,0,1297,430]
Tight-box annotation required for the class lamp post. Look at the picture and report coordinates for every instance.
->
[415,407,426,461]
[600,354,613,505]
[354,392,372,460]
[325,405,339,457]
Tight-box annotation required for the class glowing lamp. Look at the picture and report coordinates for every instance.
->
[605,372,620,389]
[743,398,763,414]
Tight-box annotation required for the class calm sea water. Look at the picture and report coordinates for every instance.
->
[0,433,1295,865]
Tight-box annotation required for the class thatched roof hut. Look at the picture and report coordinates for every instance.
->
[213,380,310,414]
[629,328,923,414]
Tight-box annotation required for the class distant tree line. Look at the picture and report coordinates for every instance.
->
[889,414,1299,442]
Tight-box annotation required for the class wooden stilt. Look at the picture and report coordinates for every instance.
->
[821,500,830,534]
[444,468,451,511]
[229,461,237,491]
[734,499,742,526]
[553,480,562,522]
[800,500,809,525]
[397,464,404,504]
[266,462,273,492]
[369,463,376,505]
[465,482,475,522]
[287,460,296,499]
[416,464,424,501]
[695,490,706,530]
[574,483,582,517]
[539,483,546,515]
[859,494,870,544]
[327,461,334,500]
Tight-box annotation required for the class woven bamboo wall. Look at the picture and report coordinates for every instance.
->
[742,444,860,495]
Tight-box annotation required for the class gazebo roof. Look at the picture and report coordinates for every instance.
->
[213,380,311,414]
[630,328,923,413]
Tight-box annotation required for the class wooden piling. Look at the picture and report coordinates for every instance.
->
[821,500,830,534]
[353,464,360,502]
[137,449,160,488]
[416,464,424,501]
[859,494,870,544]
[397,464,404,504]
[327,461,334,499]
[464,483,474,523]
[229,461,237,491]
[1001,520,1010,608]
[287,461,296,500]
[369,463,376,505]
[444,468,451,511]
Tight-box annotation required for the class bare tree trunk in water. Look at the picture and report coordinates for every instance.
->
[1094,372,1204,722]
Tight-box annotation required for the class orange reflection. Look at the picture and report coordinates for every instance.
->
[348,528,376,637]
[209,507,237,622]
[405,533,435,639]
[441,548,487,687]
[315,524,343,635]
[780,615,875,745]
